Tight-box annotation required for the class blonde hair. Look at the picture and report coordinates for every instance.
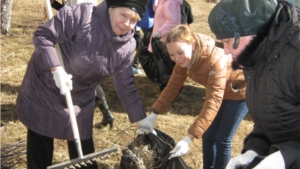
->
[166,24,201,55]
[131,9,141,21]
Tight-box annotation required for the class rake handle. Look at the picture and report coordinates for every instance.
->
[65,90,84,159]
[44,0,84,159]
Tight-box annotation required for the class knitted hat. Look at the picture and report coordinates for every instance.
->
[208,0,277,48]
[106,0,149,18]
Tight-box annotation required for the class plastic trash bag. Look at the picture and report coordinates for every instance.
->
[151,38,175,78]
[151,38,175,90]
[120,129,189,169]
[153,155,189,169]
[138,32,160,83]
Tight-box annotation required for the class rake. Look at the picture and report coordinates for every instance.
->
[44,1,117,168]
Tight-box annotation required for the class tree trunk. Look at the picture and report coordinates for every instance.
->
[1,0,13,34]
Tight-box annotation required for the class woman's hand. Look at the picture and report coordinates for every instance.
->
[51,66,73,95]
[152,31,161,38]
[146,112,158,125]
[168,134,194,159]
[136,117,157,135]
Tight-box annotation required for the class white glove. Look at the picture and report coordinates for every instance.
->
[152,31,160,38]
[136,117,157,135]
[169,136,192,159]
[51,66,73,95]
[253,151,285,169]
[226,150,258,169]
[146,112,158,125]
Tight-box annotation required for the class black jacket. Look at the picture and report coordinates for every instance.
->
[238,2,300,168]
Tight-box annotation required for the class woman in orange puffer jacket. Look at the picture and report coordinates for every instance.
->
[147,24,248,169]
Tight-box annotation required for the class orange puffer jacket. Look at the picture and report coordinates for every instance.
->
[152,33,246,138]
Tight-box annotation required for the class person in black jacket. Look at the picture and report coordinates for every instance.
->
[208,0,300,168]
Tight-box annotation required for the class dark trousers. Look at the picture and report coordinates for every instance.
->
[27,129,97,169]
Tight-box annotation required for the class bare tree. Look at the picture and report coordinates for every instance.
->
[1,0,13,34]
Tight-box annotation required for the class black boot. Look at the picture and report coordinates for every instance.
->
[94,97,114,129]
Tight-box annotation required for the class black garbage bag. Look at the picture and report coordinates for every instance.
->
[151,38,176,91]
[138,32,160,83]
[120,129,189,169]
[119,134,152,169]
[152,155,189,169]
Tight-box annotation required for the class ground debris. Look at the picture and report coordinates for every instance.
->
[1,140,27,169]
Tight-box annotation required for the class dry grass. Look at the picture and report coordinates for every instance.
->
[0,0,254,168]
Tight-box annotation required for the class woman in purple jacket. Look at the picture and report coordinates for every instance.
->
[16,0,154,168]
[50,0,115,132]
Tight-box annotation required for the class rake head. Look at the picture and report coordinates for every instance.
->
[47,146,118,169]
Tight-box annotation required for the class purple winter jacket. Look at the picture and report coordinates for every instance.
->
[16,1,146,140]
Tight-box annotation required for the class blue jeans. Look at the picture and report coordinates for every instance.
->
[202,100,248,169]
